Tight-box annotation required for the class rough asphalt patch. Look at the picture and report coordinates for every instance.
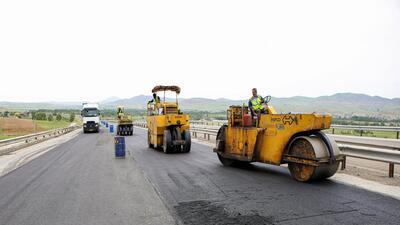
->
[175,200,274,225]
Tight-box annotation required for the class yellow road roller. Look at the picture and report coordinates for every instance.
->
[116,106,133,136]
[214,96,344,182]
[147,85,191,153]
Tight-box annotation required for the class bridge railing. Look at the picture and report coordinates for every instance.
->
[191,120,400,139]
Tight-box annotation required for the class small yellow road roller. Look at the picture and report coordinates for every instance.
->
[116,106,133,136]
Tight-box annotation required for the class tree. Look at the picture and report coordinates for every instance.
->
[34,112,46,120]
[56,114,62,121]
[69,113,75,122]
[48,114,54,121]
[31,111,36,120]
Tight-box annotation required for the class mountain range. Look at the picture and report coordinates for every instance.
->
[1,93,399,119]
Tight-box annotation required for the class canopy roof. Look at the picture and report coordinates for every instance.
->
[152,85,181,94]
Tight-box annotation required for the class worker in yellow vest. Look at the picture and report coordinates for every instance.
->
[148,93,160,104]
[248,88,265,119]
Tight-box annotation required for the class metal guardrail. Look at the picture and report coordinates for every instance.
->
[133,121,399,177]
[191,120,400,139]
[0,125,80,156]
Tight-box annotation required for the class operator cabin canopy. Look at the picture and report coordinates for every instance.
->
[152,85,181,94]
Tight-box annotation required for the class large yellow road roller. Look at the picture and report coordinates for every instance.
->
[214,96,344,182]
[147,85,191,153]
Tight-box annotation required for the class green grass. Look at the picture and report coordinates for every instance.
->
[325,128,398,139]
[34,120,71,131]
[0,135,18,141]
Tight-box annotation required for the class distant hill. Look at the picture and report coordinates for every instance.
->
[100,96,121,104]
[101,93,400,119]
[1,93,399,119]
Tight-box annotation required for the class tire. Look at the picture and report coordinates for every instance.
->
[182,130,191,153]
[171,127,182,153]
[217,153,249,167]
[215,125,227,152]
[163,130,172,153]
[217,153,236,166]
[147,131,154,148]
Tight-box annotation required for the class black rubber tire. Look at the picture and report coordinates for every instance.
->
[170,127,180,153]
[182,130,191,153]
[163,130,172,153]
[215,125,227,152]
[217,153,249,167]
[147,130,154,148]
[217,153,236,166]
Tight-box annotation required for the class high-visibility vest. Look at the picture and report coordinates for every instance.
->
[153,96,160,104]
[250,95,264,110]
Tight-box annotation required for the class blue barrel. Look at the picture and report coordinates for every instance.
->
[114,136,125,157]
[110,125,114,133]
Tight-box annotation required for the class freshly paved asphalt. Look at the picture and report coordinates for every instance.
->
[1,125,399,225]
[0,127,174,225]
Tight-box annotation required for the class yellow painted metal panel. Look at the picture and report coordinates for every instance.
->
[256,113,332,164]
[225,127,259,160]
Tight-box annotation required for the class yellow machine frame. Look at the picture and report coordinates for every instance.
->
[146,86,191,153]
[116,106,133,135]
[215,99,344,182]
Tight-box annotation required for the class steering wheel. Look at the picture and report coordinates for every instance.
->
[263,95,271,103]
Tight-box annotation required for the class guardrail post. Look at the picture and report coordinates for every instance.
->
[397,131,399,139]
[332,128,335,134]
[341,156,346,170]
[360,130,363,136]
[207,134,210,140]
[389,163,394,178]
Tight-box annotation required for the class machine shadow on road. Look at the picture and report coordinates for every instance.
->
[223,161,337,186]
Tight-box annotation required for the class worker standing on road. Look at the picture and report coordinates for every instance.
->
[248,88,265,118]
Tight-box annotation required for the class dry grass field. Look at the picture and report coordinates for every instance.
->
[0,118,71,140]
[0,118,36,136]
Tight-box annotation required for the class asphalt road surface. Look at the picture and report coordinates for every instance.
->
[1,126,400,225]
[0,127,174,225]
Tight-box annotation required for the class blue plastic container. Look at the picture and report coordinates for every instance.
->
[114,136,125,157]
[110,125,114,133]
